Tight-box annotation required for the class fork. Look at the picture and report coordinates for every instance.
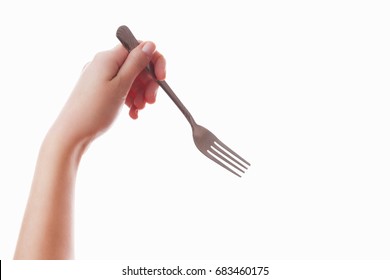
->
[116,25,250,177]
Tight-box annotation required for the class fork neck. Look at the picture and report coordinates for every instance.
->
[156,80,197,129]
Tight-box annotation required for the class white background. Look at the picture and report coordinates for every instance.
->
[0,0,389,262]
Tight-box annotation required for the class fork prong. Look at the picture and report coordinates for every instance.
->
[204,150,242,177]
[214,139,250,166]
[209,146,246,174]
[210,146,246,174]
[212,142,248,170]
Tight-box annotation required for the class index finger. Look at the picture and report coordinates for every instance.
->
[151,50,166,81]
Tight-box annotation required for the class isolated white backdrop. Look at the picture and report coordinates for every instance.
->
[0,0,389,260]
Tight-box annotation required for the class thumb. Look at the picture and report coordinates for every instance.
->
[116,41,156,90]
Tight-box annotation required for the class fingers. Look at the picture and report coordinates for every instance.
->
[134,91,145,109]
[80,41,164,122]
[87,44,130,81]
[113,41,166,120]
[116,41,156,91]
[144,80,159,104]
[151,51,166,80]
[136,39,166,80]
[85,42,165,84]
[129,105,139,120]
[107,44,133,78]
[124,74,159,119]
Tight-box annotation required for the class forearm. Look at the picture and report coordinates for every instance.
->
[14,128,87,259]
[13,41,162,259]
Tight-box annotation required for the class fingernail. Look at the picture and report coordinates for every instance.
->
[153,89,158,100]
[142,42,155,58]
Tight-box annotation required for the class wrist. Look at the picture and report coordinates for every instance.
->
[43,124,91,165]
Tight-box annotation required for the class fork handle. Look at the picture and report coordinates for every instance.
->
[116,25,197,128]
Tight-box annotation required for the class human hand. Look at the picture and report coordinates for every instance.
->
[49,42,166,149]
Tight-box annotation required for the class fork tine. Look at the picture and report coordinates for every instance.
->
[207,147,245,173]
[212,142,249,170]
[204,150,242,177]
[210,147,246,174]
[214,139,251,167]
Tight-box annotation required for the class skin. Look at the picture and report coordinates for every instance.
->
[14,41,166,259]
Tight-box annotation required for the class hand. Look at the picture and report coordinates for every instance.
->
[50,42,166,149]
[14,42,166,259]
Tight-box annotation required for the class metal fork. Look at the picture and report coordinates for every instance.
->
[116,25,250,177]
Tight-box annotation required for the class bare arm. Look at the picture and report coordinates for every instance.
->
[14,42,166,259]
[13,131,84,259]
